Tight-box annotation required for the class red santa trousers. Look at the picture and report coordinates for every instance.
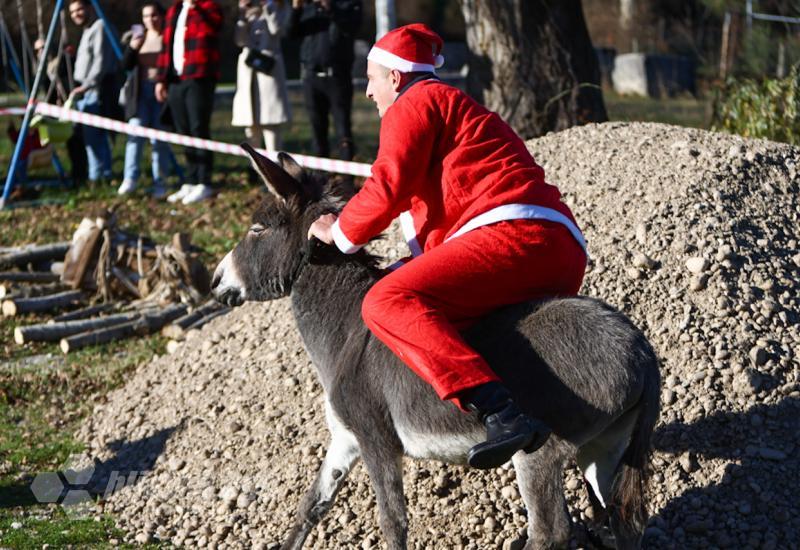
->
[360,218,587,403]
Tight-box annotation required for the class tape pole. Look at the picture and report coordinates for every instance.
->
[1,0,66,210]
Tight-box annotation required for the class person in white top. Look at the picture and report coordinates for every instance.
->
[154,0,223,204]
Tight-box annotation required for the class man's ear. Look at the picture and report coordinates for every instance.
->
[390,69,405,92]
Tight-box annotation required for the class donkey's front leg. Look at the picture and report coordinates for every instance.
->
[281,402,361,550]
[358,438,408,550]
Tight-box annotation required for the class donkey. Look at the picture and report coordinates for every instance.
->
[212,145,661,550]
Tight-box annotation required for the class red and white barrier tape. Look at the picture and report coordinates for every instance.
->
[0,107,26,116]
[23,102,373,178]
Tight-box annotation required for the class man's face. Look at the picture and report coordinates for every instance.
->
[366,60,399,118]
[69,1,87,26]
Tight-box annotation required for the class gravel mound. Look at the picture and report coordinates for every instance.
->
[76,122,800,549]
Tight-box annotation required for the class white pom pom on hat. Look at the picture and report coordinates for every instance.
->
[367,23,445,73]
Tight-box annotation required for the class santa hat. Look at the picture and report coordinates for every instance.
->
[367,24,444,73]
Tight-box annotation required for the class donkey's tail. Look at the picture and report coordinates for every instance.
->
[610,353,661,545]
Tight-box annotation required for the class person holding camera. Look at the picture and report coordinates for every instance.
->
[231,0,292,154]
[156,0,223,205]
[118,2,171,197]
[289,0,362,161]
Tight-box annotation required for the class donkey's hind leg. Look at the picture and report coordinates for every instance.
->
[281,401,361,550]
[512,440,572,550]
[358,437,407,550]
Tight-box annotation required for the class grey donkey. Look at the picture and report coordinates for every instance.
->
[212,145,661,550]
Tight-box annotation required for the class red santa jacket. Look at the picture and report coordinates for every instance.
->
[157,0,223,83]
[331,79,586,257]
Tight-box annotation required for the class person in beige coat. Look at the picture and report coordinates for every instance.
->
[232,0,292,151]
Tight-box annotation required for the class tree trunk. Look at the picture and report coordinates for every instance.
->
[459,0,608,139]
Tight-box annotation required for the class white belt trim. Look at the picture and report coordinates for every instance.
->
[399,203,587,258]
[447,204,587,252]
[399,211,423,257]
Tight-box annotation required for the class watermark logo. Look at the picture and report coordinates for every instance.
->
[30,454,148,517]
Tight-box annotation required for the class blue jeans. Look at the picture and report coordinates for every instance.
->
[76,90,112,181]
[124,82,170,184]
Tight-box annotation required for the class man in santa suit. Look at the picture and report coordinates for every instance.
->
[308,23,588,469]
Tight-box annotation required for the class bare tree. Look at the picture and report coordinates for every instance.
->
[459,0,608,138]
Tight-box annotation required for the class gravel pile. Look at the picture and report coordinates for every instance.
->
[76,122,800,549]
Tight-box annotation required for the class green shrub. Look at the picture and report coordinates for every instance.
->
[711,64,800,145]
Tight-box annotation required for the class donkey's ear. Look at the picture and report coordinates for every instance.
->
[241,143,306,202]
[277,152,306,182]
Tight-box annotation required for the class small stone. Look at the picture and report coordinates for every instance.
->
[500,486,519,500]
[679,452,698,473]
[201,486,217,501]
[10,522,22,529]
[239,347,253,360]
[219,486,239,503]
[201,340,214,353]
[686,257,709,274]
[166,340,181,354]
[236,492,256,509]
[632,252,657,270]
[135,532,152,544]
[662,390,675,406]
[483,516,497,532]
[228,421,243,433]
[565,478,580,491]
[283,377,299,388]
[626,267,643,280]
[168,458,186,471]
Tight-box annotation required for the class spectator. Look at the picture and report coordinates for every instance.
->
[290,0,362,161]
[118,1,171,198]
[156,0,223,205]
[68,0,117,184]
[232,0,292,155]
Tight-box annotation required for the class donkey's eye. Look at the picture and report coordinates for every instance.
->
[249,223,266,234]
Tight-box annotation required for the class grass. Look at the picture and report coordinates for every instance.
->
[0,85,709,547]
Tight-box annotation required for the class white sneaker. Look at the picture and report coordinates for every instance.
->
[181,184,215,204]
[117,179,137,195]
[167,183,193,203]
[151,182,168,199]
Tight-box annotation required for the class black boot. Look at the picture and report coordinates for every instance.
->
[463,381,552,469]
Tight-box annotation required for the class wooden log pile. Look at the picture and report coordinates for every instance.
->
[2,208,224,353]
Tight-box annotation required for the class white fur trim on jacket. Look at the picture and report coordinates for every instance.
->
[331,219,364,254]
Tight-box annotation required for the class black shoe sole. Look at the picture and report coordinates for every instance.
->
[467,429,551,470]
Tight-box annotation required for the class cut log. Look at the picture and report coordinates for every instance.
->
[0,271,60,284]
[161,300,223,339]
[59,303,188,353]
[0,283,67,300]
[15,311,145,344]
[0,242,70,269]
[52,303,117,322]
[1,290,84,317]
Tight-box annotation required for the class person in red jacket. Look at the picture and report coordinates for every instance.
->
[155,0,223,204]
[308,24,588,469]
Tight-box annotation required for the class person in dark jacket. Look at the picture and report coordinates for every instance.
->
[290,0,361,161]
[155,0,223,205]
[119,1,171,197]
